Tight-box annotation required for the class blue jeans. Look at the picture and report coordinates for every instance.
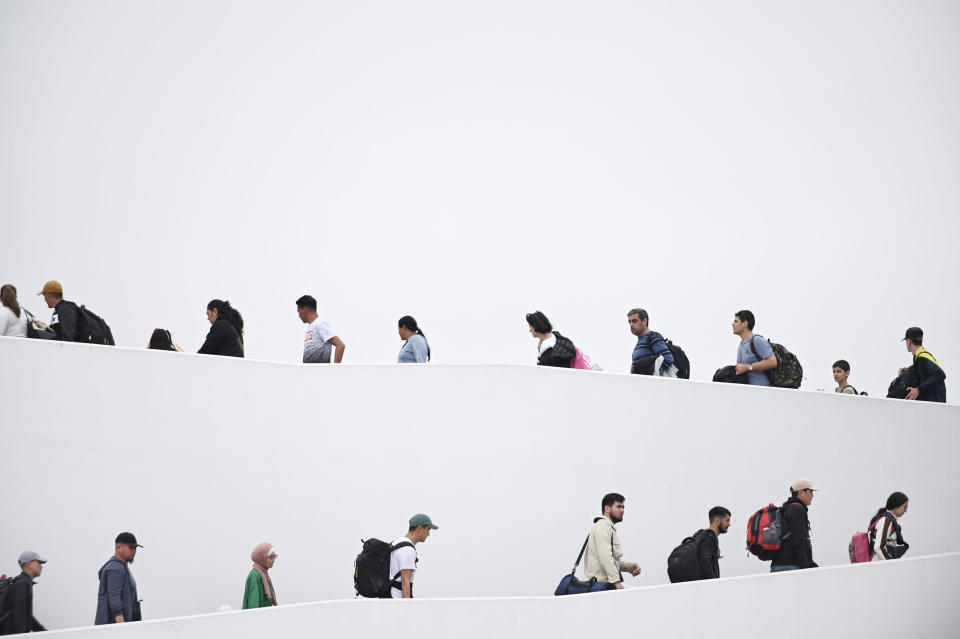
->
[771,565,799,572]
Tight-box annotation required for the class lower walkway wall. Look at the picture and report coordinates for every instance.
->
[1,337,957,630]
[38,554,960,639]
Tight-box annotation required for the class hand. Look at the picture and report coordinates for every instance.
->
[614,582,624,590]
[115,615,125,623]
[631,565,641,576]
[898,368,904,376]
[905,387,919,401]
[734,364,750,375]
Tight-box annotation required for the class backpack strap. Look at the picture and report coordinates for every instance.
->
[389,541,417,582]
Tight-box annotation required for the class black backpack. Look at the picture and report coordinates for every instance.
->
[887,366,919,399]
[666,531,704,583]
[77,304,115,345]
[354,538,415,598]
[631,334,690,379]
[713,365,747,384]
[0,575,18,625]
[750,337,802,388]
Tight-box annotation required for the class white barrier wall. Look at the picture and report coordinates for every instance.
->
[34,554,960,639]
[1,337,958,631]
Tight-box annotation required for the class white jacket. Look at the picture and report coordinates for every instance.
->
[583,516,637,583]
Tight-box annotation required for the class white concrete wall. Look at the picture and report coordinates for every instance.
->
[1,337,958,631]
[35,554,960,639]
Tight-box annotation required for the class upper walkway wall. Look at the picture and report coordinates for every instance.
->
[1,337,957,630]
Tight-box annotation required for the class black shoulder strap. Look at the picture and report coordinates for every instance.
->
[749,335,759,360]
[572,535,590,572]
[841,385,858,394]
[390,541,414,552]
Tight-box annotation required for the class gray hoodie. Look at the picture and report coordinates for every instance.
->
[95,557,138,625]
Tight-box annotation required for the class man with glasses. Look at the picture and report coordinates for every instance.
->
[771,479,819,572]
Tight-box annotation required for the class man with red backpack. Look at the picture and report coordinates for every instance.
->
[771,479,820,572]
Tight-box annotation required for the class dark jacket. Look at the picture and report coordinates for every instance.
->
[914,350,947,403]
[772,497,817,569]
[631,331,675,375]
[538,332,575,368]
[0,572,45,634]
[198,319,244,357]
[696,529,720,579]
[95,557,138,625]
[51,299,82,342]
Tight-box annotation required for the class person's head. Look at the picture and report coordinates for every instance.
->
[407,514,439,543]
[902,327,923,353]
[398,315,419,340]
[832,360,850,385]
[38,280,63,309]
[627,308,649,337]
[148,328,177,351]
[708,506,732,534]
[526,311,552,338]
[114,532,142,563]
[1,284,21,316]
[296,295,318,323]
[732,310,755,335]
[790,478,819,506]
[251,543,278,570]
[601,492,626,523]
[17,551,46,578]
[207,299,244,333]
[885,491,909,518]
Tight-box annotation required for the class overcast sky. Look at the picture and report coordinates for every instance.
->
[2,0,957,400]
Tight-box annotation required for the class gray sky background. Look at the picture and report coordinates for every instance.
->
[2,1,957,400]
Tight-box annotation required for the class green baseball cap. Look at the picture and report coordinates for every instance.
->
[409,513,439,530]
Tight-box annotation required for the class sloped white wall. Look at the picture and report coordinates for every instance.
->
[33,554,960,639]
[1,337,957,631]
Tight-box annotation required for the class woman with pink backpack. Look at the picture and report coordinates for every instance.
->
[869,492,910,561]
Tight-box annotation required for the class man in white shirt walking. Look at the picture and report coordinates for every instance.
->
[296,295,345,363]
[390,514,439,598]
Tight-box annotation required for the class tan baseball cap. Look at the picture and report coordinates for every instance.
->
[38,280,63,295]
[791,478,820,492]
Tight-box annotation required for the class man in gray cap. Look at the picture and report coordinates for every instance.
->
[389,514,439,598]
[95,532,143,625]
[0,551,47,635]
[771,479,820,572]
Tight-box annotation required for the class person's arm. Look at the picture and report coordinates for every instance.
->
[915,358,946,393]
[410,336,429,363]
[735,355,776,375]
[649,336,675,372]
[878,517,892,560]
[590,525,621,584]
[791,509,814,569]
[697,536,718,579]
[400,569,413,598]
[328,336,345,363]
[56,303,80,341]
[105,565,126,622]
[197,323,224,354]
[9,577,32,633]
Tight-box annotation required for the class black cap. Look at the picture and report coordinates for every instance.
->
[902,327,923,342]
[115,532,143,548]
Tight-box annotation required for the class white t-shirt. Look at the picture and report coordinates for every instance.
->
[303,318,337,363]
[0,306,28,337]
[389,537,418,598]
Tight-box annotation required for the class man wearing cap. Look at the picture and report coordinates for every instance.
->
[0,551,47,635]
[95,533,143,625]
[902,327,947,403]
[38,280,81,342]
[389,514,439,598]
[771,479,819,572]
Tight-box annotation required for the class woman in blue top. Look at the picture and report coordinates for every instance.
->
[397,316,431,363]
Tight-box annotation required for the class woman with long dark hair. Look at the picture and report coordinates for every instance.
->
[0,284,27,337]
[198,299,244,357]
[869,492,909,561]
[397,315,431,362]
[525,310,576,368]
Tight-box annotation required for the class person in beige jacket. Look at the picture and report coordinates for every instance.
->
[583,493,641,589]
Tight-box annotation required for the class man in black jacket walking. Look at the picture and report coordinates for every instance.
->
[0,551,47,635]
[902,327,947,403]
[39,280,81,342]
[772,478,819,572]
[696,507,731,579]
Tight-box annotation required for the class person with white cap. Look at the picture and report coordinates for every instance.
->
[242,543,279,609]
[95,532,143,625]
[771,479,820,572]
[0,551,47,635]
